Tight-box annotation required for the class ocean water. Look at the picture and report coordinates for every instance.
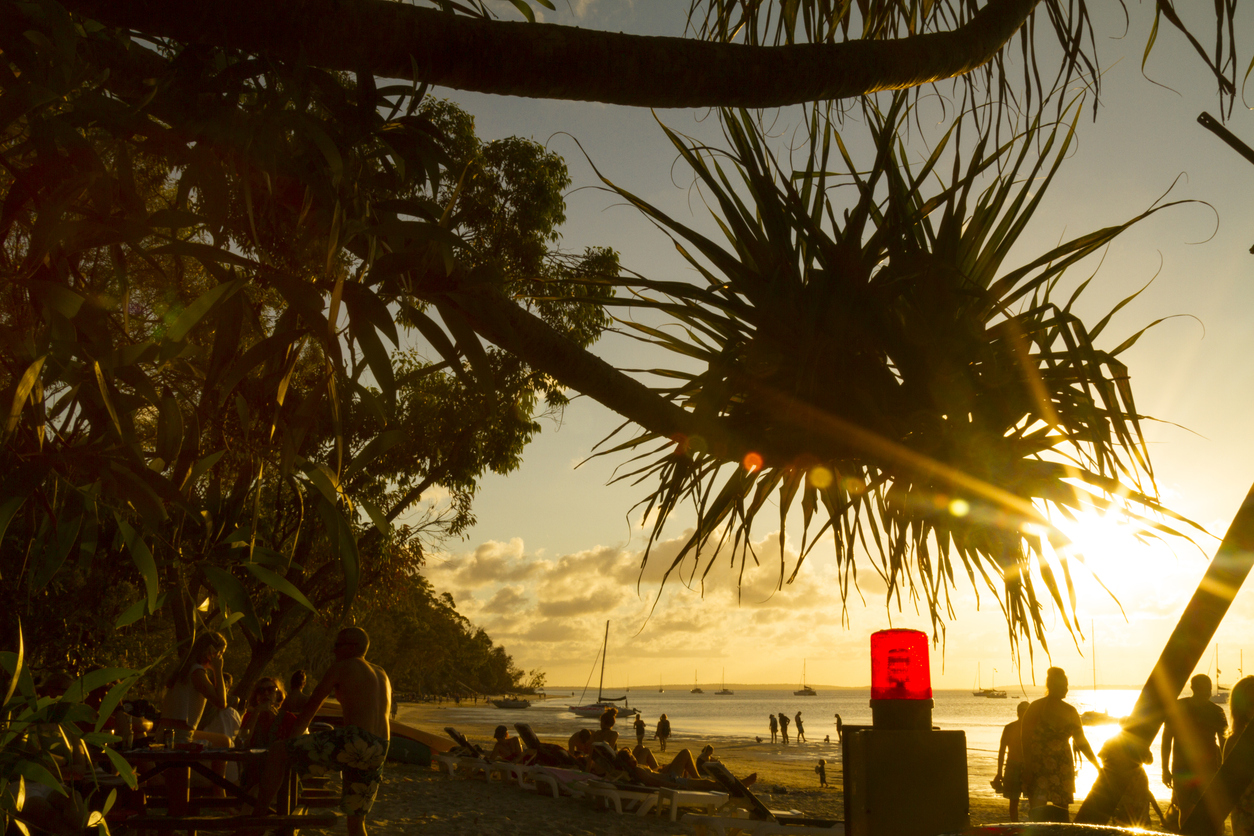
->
[406,687,1182,803]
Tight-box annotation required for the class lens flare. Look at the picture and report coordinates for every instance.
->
[743,452,763,472]
[810,466,834,489]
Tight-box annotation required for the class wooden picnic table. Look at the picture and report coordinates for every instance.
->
[115,747,336,835]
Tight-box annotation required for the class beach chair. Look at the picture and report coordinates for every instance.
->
[443,727,488,758]
[655,786,730,822]
[685,762,844,836]
[513,723,583,769]
[577,778,659,815]
[438,728,491,779]
[520,765,591,798]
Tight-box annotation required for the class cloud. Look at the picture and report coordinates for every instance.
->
[426,538,544,586]
[537,587,627,618]
[481,585,530,614]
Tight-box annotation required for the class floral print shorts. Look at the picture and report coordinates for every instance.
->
[285,724,389,816]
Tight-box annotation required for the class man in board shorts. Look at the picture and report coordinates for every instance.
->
[253,627,392,836]
[994,701,1030,820]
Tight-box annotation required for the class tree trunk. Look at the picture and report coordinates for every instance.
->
[1076,481,1254,824]
[60,0,1039,108]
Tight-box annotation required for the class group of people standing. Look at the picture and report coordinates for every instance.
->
[992,665,1254,833]
[768,710,807,743]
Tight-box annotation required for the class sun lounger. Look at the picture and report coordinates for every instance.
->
[514,723,583,769]
[484,761,528,784]
[656,787,729,821]
[694,761,843,834]
[578,778,659,815]
[520,765,591,798]
[444,727,488,758]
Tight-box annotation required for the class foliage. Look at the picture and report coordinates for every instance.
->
[1,627,141,836]
[0,0,611,699]
[594,98,1202,653]
[268,570,527,695]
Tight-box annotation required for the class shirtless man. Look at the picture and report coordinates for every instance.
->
[995,701,1030,820]
[1021,667,1098,821]
[1161,674,1227,833]
[253,627,391,836]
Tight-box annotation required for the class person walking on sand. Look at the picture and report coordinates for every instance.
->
[835,713,844,743]
[769,714,778,743]
[252,627,391,836]
[655,713,671,753]
[994,701,1030,821]
[1021,667,1098,822]
[1162,673,1227,833]
[815,758,828,788]
[634,714,646,748]
[779,712,790,744]
[795,710,806,743]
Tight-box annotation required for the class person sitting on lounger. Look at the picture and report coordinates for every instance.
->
[591,707,619,747]
[632,742,660,769]
[568,728,594,768]
[614,748,756,791]
[698,745,718,771]
[491,725,524,761]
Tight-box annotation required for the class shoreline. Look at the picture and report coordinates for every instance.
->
[388,703,1051,831]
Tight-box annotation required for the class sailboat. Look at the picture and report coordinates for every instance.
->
[716,669,734,695]
[794,660,817,696]
[658,676,664,694]
[1212,645,1230,704]
[1081,621,1118,725]
[568,621,640,718]
[972,663,1007,699]
[691,670,704,694]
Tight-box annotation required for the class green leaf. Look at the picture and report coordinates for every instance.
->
[4,355,45,440]
[245,563,316,612]
[0,495,28,553]
[2,622,24,708]
[166,279,245,342]
[345,429,406,478]
[115,591,168,628]
[316,498,359,610]
[358,498,391,537]
[114,516,159,611]
[201,565,263,640]
[508,0,536,23]
[102,750,137,789]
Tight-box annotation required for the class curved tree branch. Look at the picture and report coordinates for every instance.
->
[61,0,1040,108]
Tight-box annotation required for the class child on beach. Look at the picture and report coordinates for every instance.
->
[816,759,828,787]
[769,714,778,743]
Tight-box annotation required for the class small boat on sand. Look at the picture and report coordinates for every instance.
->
[491,697,531,709]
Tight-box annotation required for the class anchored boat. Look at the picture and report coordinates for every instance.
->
[568,621,639,718]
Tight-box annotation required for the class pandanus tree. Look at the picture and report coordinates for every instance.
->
[592,100,1200,653]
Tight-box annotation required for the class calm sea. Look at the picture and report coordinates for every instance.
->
[406,687,1183,803]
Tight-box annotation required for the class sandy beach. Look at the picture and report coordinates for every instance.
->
[293,702,1050,836]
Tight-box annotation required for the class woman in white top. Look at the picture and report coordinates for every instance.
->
[158,631,230,744]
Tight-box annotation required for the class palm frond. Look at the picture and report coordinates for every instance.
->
[596,95,1204,654]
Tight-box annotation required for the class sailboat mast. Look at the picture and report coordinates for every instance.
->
[598,620,609,700]
[1093,619,1097,694]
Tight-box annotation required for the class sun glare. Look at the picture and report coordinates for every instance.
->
[1050,507,1153,580]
